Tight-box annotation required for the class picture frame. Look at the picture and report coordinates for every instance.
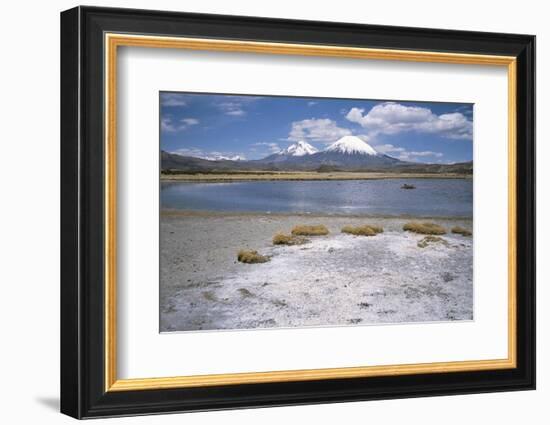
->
[60,5,535,419]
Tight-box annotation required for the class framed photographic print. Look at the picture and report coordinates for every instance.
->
[60,6,535,419]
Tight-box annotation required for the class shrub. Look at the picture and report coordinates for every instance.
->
[417,236,449,248]
[272,233,309,245]
[368,225,384,234]
[403,222,446,235]
[291,225,329,236]
[237,249,270,264]
[451,226,472,236]
[341,225,383,236]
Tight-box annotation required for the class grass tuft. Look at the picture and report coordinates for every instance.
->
[272,233,309,245]
[403,221,446,235]
[202,291,218,302]
[451,226,472,236]
[341,225,383,236]
[237,249,270,264]
[291,225,329,236]
[417,236,449,248]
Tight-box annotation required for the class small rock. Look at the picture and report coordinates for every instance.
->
[238,288,254,298]
[441,272,455,282]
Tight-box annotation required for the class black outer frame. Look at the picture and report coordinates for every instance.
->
[60,6,535,419]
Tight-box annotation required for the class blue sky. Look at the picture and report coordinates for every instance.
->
[160,92,473,163]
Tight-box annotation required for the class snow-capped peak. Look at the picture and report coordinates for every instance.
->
[206,154,245,161]
[282,140,318,156]
[325,136,378,156]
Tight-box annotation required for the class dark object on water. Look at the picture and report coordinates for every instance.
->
[401,183,416,189]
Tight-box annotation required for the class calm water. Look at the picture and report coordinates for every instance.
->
[161,179,473,217]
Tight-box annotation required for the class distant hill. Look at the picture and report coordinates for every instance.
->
[162,136,473,175]
[161,151,271,172]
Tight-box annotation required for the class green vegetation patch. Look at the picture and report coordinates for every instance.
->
[237,249,270,264]
[451,226,472,236]
[291,225,329,236]
[403,221,447,235]
[341,225,384,237]
[272,233,309,245]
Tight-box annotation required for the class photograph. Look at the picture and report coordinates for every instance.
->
[159,92,474,332]
[57,4,536,419]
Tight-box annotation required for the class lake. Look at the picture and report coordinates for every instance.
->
[160,179,473,217]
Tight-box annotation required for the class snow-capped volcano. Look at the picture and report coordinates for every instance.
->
[325,135,378,156]
[281,140,318,156]
[254,135,398,168]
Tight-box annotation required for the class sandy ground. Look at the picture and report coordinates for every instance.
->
[160,211,473,332]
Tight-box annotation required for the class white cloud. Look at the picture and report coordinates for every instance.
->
[219,101,246,116]
[372,143,406,154]
[395,150,444,162]
[372,143,444,162]
[161,117,199,132]
[409,151,444,157]
[346,102,473,140]
[307,101,318,107]
[161,117,177,132]
[252,142,282,154]
[288,118,351,143]
[181,118,199,126]
[454,104,474,116]
[160,93,187,107]
[227,109,246,116]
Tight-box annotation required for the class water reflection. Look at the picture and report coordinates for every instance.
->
[160,179,473,217]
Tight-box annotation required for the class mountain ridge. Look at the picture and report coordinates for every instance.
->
[162,136,472,174]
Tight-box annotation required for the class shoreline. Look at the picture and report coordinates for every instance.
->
[160,208,473,221]
[161,171,472,182]
[160,212,473,332]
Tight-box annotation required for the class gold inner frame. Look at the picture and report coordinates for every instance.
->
[104,33,517,392]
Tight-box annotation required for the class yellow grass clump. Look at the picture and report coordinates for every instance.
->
[403,222,446,235]
[341,225,384,237]
[417,235,449,248]
[291,225,329,236]
[272,233,309,245]
[451,226,472,236]
[237,249,270,264]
